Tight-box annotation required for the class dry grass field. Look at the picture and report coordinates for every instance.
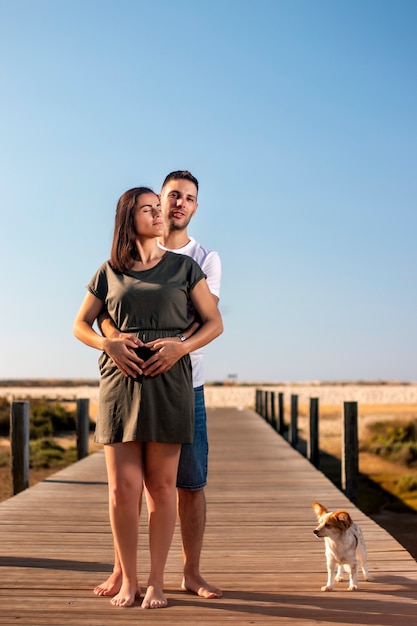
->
[296,402,417,510]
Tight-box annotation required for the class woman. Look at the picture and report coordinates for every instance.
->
[73,187,223,609]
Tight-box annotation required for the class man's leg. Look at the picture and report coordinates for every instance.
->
[177,386,222,599]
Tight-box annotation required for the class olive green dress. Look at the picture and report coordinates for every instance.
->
[87,252,205,444]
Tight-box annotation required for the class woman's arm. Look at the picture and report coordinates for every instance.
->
[73,292,108,350]
[73,293,145,376]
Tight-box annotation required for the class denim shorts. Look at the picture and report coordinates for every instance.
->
[176,385,208,490]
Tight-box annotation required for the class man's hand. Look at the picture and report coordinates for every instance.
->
[141,338,186,377]
[103,334,144,378]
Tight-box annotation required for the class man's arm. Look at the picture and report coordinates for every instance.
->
[142,249,221,376]
[143,277,222,377]
[97,309,201,377]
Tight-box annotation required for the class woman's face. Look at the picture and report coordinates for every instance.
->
[133,192,164,238]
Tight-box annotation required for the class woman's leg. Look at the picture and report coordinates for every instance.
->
[93,495,143,597]
[104,441,143,607]
[142,442,181,609]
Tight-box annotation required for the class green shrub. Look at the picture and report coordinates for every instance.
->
[0,450,9,467]
[29,438,77,469]
[0,397,89,439]
[395,475,417,494]
[50,403,76,432]
[27,399,77,439]
[364,419,417,466]
[30,413,53,439]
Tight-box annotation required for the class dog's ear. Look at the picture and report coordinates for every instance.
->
[334,510,353,529]
[312,501,327,517]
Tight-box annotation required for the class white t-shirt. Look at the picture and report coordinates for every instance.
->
[159,237,221,387]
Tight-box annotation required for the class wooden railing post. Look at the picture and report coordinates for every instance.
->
[76,399,90,459]
[342,401,358,502]
[257,389,262,416]
[308,397,319,467]
[270,391,276,430]
[277,392,284,434]
[265,390,270,423]
[289,394,298,447]
[10,401,30,495]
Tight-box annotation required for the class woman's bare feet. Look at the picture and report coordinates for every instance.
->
[94,571,122,597]
[141,585,168,609]
[182,574,222,599]
[110,580,140,607]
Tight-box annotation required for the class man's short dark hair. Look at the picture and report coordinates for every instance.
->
[161,170,199,194]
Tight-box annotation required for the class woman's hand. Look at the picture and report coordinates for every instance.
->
[142,337,187,377]
[103,334,145,378]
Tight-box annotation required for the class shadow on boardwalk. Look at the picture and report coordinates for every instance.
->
[0,407,417,625]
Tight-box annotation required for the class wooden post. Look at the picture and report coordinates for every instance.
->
[10,401,30,495]
[257,389,262,416]
[76,399,90,460]
[277,392,284,435]
[289,394,298,447]
[270,391,277,430]
[308,397,319,467]
[342,401,358,502]
[264,390,270,423]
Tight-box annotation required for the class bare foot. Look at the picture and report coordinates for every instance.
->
[110,581,140,607]
[182,574,222,599]
[141,585,167,609]
[94,571,122,597]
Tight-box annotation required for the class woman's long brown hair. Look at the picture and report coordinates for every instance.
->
[110,186,155,273]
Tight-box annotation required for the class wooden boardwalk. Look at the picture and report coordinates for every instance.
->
[1,407,417,625]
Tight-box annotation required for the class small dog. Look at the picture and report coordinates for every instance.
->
[312,501,373,591]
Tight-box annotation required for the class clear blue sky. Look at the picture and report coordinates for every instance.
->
[1,0,416,383]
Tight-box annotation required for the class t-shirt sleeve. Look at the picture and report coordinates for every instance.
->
[200,251,221,298]
[86,262,110,302]
[187,258,206,293]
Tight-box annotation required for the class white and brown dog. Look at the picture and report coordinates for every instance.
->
[312,501,373,591]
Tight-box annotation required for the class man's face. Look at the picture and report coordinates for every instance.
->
[160,179,198,231]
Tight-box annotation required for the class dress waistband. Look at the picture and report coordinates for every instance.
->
[123,329,183,343]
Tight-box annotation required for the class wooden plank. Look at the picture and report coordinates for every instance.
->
[0,407,417,625]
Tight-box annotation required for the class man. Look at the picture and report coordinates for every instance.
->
[94,170,222,599]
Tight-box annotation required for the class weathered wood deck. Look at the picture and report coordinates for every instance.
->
[1,407,417,625]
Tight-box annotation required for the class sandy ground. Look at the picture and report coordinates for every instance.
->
[3,381,417,407]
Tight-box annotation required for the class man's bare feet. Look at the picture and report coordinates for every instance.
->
[94,571,122,597]
[141,585,168,609]
[182,574,222,599]
[110,581,140,607]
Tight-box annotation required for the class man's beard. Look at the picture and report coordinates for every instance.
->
[169,215,192,231]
